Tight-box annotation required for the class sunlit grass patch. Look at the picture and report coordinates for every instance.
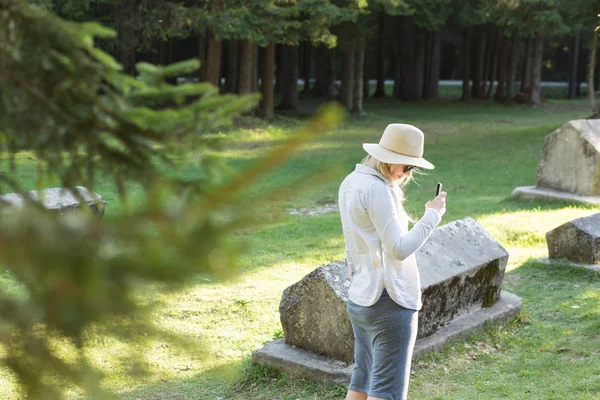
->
[1,99,600,399]
[477,207,595,248]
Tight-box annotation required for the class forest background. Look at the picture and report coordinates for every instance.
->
[1,0,599,399]
[43,0,600,116]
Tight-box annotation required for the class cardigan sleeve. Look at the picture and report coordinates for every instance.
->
[345,245,355,278]
[366,182,441,261]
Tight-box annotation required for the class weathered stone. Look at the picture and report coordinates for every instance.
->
[279,260,353,363]
[546,213,600,264]
[0,186,106,219]
[279,217,509,364]
[511,186,600,206]
[252,338,354,385]
[536,119,600,196]
[417,217,508,337]
[254,291,522,385]
[535,257,600,273]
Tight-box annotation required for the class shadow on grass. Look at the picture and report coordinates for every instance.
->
[120,260,600,400]
[505,259,600,293]
[496,196,599,211]
[119,357,347,400]
[469,196,599,220]
[504,260,600,337]
[181,193,598,287]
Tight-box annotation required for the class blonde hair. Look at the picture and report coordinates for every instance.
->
[361,155,420,222]
[360,155,417,190]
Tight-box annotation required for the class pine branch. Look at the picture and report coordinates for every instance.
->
[0,66,78,125]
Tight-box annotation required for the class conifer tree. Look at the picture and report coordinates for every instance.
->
[562,0,600,116]
[514,0,568,105]
[0,1,341,397]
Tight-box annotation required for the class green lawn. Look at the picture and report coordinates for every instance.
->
[1,95,599,399]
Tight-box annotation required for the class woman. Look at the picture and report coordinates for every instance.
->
[338,123,447,400]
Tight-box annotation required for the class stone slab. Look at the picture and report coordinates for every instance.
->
[280,218,509,364]
[416,217,509,336]
[253,290,523,386]
[546,213,600,264]
[511,186,600,205]
[412,291,522,357]
[535,257,600,273]
[279,260,354,363]
[0,186,106,218]
[252,338,354,386]
[536,119,600,196]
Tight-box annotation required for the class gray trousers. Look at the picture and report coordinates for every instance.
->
[346,289,419,400]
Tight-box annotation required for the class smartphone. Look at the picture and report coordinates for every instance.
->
[436,182,443,196]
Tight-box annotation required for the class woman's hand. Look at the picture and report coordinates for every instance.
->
[425,191,447,217]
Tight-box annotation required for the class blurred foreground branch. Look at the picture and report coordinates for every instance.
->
[0,1,343,398]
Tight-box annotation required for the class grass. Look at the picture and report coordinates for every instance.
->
[1,92,599,399]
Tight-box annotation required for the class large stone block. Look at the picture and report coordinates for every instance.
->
[279,261,353,363]
[254,291,522,385]
[0,186,106,219]
[546,213,600,264]
[536,119,600,196]
[279,217,508,363]
[417,218,508,336]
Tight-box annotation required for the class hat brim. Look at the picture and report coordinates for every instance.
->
[363,143,435,169]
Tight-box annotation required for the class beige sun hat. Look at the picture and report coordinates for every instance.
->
[363,124,435,169]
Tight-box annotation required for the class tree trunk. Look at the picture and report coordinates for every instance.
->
[481,26,493,96]
[259,43,276,119]
[274,44,282,94]
[485,30,500,99]
[353,39,366,115]
[494,35,509,101]
[363,49,370,99]
[205,30,222,87]
[226,40,239,93]
[373,11,387,98]
[505,37,518,102]
[577,47,589,97]
[471,25,486,99]
[159,40,167,66]
[119,47,136,75]
[313,46,326,95]
[422,30,433,99]
[198,31,207,81]
[251,44,259,93]
[399,17,419,100]
[568,31,581,99]
[528,33,544,106]
[326,48,336,101]
[168,37,173,65]
[431,31,441,98]
[312,47,336,99]
[340,45,355,109]
[589,28,599,116]
[461,28,472,101]
[165,38,177,84]
[412,28,425,100]
[238,40,253,95]
[301,42,312,92]
[423,30,440,99]
[393,45,401,98]
[277,45,299,110]
[520,37,532,95]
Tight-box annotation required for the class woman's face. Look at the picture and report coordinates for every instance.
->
[390,164,413,181]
